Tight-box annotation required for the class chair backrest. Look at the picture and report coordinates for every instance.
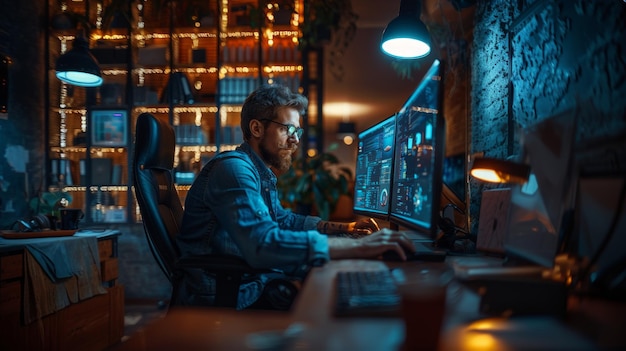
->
[133,112,184,282]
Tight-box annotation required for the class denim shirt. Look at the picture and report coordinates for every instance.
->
[177,142,329,309]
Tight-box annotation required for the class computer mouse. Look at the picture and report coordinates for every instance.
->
[381,248,446,262]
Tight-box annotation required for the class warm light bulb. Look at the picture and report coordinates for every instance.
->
[470,168,503,183]
[343,135,354,145]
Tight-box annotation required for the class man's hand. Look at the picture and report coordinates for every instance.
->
[317,218,379,235]
[349,217,380,235]
[328,228,416,261]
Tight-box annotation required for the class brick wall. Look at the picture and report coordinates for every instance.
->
[0,0,46,228]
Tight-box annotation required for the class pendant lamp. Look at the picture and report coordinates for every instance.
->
[381,0,432,59]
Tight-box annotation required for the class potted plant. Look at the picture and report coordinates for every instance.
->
[29,190,73,220]
[277,152,352,220]
[298,0,358,81]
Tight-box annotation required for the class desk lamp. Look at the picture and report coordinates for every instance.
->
[470,157,530,184]
[381,0,432,59]
[55,34,103,87]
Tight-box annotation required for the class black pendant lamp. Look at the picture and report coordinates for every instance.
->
[55,34,103,87]
[381,0,432,59]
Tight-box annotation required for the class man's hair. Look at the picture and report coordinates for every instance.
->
[240,84,308,141]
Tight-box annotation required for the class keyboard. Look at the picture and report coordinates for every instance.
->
[331,232,368,239]
[333,270,401,317]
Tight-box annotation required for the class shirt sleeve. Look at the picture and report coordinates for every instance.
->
[204,156,330,272]
[274,195,322,231]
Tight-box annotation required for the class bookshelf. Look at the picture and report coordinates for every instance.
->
[46,0,303,224]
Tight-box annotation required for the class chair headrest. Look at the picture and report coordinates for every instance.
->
[135,112,175,170]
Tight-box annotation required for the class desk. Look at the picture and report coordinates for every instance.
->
[113,258,626,351]
[0,230,124,351]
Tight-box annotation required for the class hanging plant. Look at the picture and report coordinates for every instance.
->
[298,0,358,81]
[389,59,426,80]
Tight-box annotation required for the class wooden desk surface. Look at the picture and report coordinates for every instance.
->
[113,258,626,351]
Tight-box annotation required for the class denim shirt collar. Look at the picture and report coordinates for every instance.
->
[236,142,277,186]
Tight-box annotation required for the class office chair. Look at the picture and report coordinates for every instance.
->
[133,112,260,308]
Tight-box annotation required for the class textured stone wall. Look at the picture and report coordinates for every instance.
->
[470,0,626,231]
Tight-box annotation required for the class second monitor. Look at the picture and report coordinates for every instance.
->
[389,59,446,241]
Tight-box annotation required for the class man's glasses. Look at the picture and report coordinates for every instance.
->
[260,119,304,139]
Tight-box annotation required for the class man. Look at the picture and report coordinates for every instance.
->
[178,84,415,310]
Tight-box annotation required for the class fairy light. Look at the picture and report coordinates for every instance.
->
[221,0,228,33]
[81,112,87,132]
[59,109,67,148]
[137,0,145,29]
[293,0,300,25]
[174,145,180,168]
[51,146,87,153]
[195,110,202,126]
[96,1,103,29]
[180,145,219,153]
[137,69,145,86]
[266,28,274,47]
[173,110,180,126]
[177,32,217,39]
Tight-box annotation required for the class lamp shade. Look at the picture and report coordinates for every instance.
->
[381,0,432,59]
[55,36,103,87]
[470,157,531,184]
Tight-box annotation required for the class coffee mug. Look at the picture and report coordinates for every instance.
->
[60,208,84,230]
[397,266,454,351]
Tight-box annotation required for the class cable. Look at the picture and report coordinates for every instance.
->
[435,203,471,251]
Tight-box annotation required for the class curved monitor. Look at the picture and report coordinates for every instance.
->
[389,59,446,239]
[353,114,397,219]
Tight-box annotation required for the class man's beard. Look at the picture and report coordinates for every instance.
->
[259,138,296,173]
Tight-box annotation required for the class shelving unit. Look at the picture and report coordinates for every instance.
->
[46,0,304,224]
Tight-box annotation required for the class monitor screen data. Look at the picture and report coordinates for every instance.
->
[353,115,396,219]
[389,59,444,238]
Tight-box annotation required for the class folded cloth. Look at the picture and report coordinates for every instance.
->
[23,236,106,324]
[25,240,74,283]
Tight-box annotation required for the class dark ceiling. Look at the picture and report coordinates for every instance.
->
[321,0,475,136]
